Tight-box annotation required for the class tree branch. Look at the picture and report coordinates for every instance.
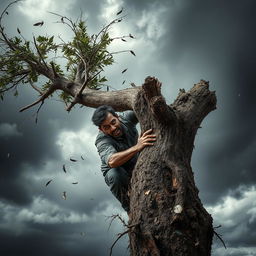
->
[109,230,129,256]
[213,230,227,249]
[172,80,217,126]
[33,35,49,71]
[29,81,43,95]
[142,76,176,125]
[0,72,29,93]
[19,83,57,112]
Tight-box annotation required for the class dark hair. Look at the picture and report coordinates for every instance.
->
[91,105,117,127]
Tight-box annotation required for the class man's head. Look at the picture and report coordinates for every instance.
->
[92,105,123,137]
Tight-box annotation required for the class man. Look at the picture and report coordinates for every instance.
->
[92,105,156,212]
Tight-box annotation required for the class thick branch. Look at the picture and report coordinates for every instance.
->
[142,76,176,125]
[172,80,217,126]
[58,78,140,111]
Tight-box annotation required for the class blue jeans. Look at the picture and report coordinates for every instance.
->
[104,167,131,212]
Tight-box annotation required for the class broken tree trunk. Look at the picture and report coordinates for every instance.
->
[128,77,216,256]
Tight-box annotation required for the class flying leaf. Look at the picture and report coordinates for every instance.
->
[80,232,86,236]
[122,68,127,74]
[70,158,77,162]
[116,8,123,15]
[62,191,67,200]
[81,156,85,160]
[17,28,21,34]
[130,50,136,56]
[121,38,126,42]
[122,80,125,85]
[130,83,136,87]
[63,164,67,173]
[72,182,78,185]
[129,33,134,39]
[33,21,44,26]
[45,179,52,186]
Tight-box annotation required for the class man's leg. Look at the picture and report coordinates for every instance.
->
[104,167,130,212]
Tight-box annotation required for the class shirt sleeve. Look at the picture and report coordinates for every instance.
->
[96,139,117,166]
[123,111,138,125]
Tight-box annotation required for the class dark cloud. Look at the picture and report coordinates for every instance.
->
[1,0,256,255]
[0,88,92,205]
[149,0,256,204]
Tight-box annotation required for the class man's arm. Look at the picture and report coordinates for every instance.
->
[108,129,156,168]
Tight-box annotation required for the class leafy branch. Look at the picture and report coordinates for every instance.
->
[0,1,136,115]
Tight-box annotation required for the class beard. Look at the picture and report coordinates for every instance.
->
[111,127,122,137]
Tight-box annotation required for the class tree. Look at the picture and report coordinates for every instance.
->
[0,2,217,255]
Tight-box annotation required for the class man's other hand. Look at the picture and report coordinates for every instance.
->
[135,129,156,151]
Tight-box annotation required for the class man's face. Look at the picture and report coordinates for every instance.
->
[99,112,123,137]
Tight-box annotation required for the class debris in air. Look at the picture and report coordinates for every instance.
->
[122,69,127,74]
[33,21,44,26]
[70,158,77,162]
[130,50,136,56]
[63,164,67,173]
[45,179,52,186]
[62,191,67,200]
[116,8,123,15]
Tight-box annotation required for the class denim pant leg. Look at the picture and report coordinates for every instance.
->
[105,167,130,211]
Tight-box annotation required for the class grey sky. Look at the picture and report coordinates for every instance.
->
[0,0,256,255]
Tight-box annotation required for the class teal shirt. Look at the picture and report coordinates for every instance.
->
[95,111,139,176]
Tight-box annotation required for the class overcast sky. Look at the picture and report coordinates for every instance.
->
[0,0,256,255]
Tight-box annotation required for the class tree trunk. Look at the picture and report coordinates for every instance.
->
[128,78,216,256]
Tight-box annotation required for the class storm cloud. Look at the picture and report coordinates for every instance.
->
[0,0,256,255]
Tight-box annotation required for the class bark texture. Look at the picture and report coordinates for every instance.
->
[128,77,216,256]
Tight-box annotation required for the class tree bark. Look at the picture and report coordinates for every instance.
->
[128,78,216,256]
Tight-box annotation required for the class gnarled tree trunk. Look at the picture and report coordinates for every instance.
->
[128,78,216,256]
[18,73,216,255]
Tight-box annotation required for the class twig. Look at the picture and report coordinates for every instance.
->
[33,35,49,70]
[106,214,128,231]
[213,231,227,249]
[109,50,132,55]
[0,0,21,25]
[109,230,129,256]
[50,61,58,78]
[19,85,56,112]
[0,73,29,93]
[35,100,44,123]
[29,81,43,95]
